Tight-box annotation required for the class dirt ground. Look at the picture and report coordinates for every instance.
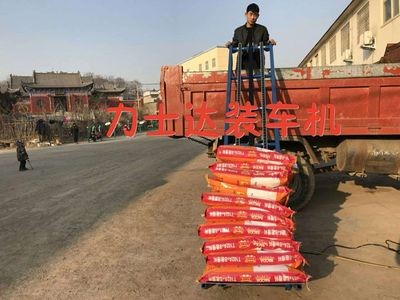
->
[2,151,400,300]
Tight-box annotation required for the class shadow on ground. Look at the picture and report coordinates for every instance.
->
[296,171,400,280]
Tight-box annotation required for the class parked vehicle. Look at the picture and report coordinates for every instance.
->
[160,63,400,210]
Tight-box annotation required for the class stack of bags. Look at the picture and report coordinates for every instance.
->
[198,145,310,284]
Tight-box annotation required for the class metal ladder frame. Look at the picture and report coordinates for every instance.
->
[223,43,281,151]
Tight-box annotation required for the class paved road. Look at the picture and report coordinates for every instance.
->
[3,148,400,300]
[0,135,205,289]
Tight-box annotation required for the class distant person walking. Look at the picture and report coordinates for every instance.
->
[16,140,29,171]
[71,122,79,143]
[90,124,97,142]
[97,123,103,141]
[35,119,46,142]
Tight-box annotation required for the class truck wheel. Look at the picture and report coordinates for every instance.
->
[287,156,315,211]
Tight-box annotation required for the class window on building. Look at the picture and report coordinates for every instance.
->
[212,58,216,68]
[314,54,319,66]
[394,0,399,16]
[383,0,399,23]
[75,98,82,108]
[384,0,392,22]
[37,99,43,108]
[357,3,369,38]
[341,23,350,54]
[199,64,202,72]
[383,0,400,23]
[205,61,209,70]
[321,45,327,66]
[329,36,336,63]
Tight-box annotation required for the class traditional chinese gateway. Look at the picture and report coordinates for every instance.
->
[23,72,93,113]
[8,72,126,114]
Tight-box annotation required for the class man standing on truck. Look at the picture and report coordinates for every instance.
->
[227,3,276,71]
[226,3,276,145]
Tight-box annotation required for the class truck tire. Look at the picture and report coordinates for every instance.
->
[287,156,315,211]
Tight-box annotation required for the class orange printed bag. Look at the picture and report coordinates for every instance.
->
[209,162,291,174]
[199,265,310,283]
[201,193,295,218]
[204,207,295,230]
[209,166,289,188]
[206,250,306,269]
[206,177,291,204]
[198,222,293,240]
[202,237,300,255]
[216,146,296,166]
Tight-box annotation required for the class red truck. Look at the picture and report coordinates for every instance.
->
[160,63,400,210]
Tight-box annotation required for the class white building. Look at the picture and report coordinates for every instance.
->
[179,46,237,72]
[142,90,160,116]
[143,90,160,104]
[299,0,400,67]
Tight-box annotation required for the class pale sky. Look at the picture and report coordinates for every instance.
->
[0,0,351,85]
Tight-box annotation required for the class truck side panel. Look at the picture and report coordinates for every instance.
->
[161,64,400,137]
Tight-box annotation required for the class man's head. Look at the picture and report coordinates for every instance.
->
[245,3,259,27]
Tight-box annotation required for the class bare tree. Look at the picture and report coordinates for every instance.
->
[114,77,126,88]
[125,80,142,100]
[0,92,17,115]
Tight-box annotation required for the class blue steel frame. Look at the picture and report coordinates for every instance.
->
[223,44,281,151]
[223,45,234,146]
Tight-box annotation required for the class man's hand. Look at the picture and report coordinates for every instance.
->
[268,38,277,45]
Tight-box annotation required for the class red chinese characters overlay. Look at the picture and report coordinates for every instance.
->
[184,102,219,138]
[106,103,138,137]
[225,101,261,138]
[106,101,342,139]
[304,103,342,136]
[143,104,179,136]
[266,101,300,137]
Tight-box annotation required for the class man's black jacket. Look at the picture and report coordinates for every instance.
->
[232,23,270,70]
